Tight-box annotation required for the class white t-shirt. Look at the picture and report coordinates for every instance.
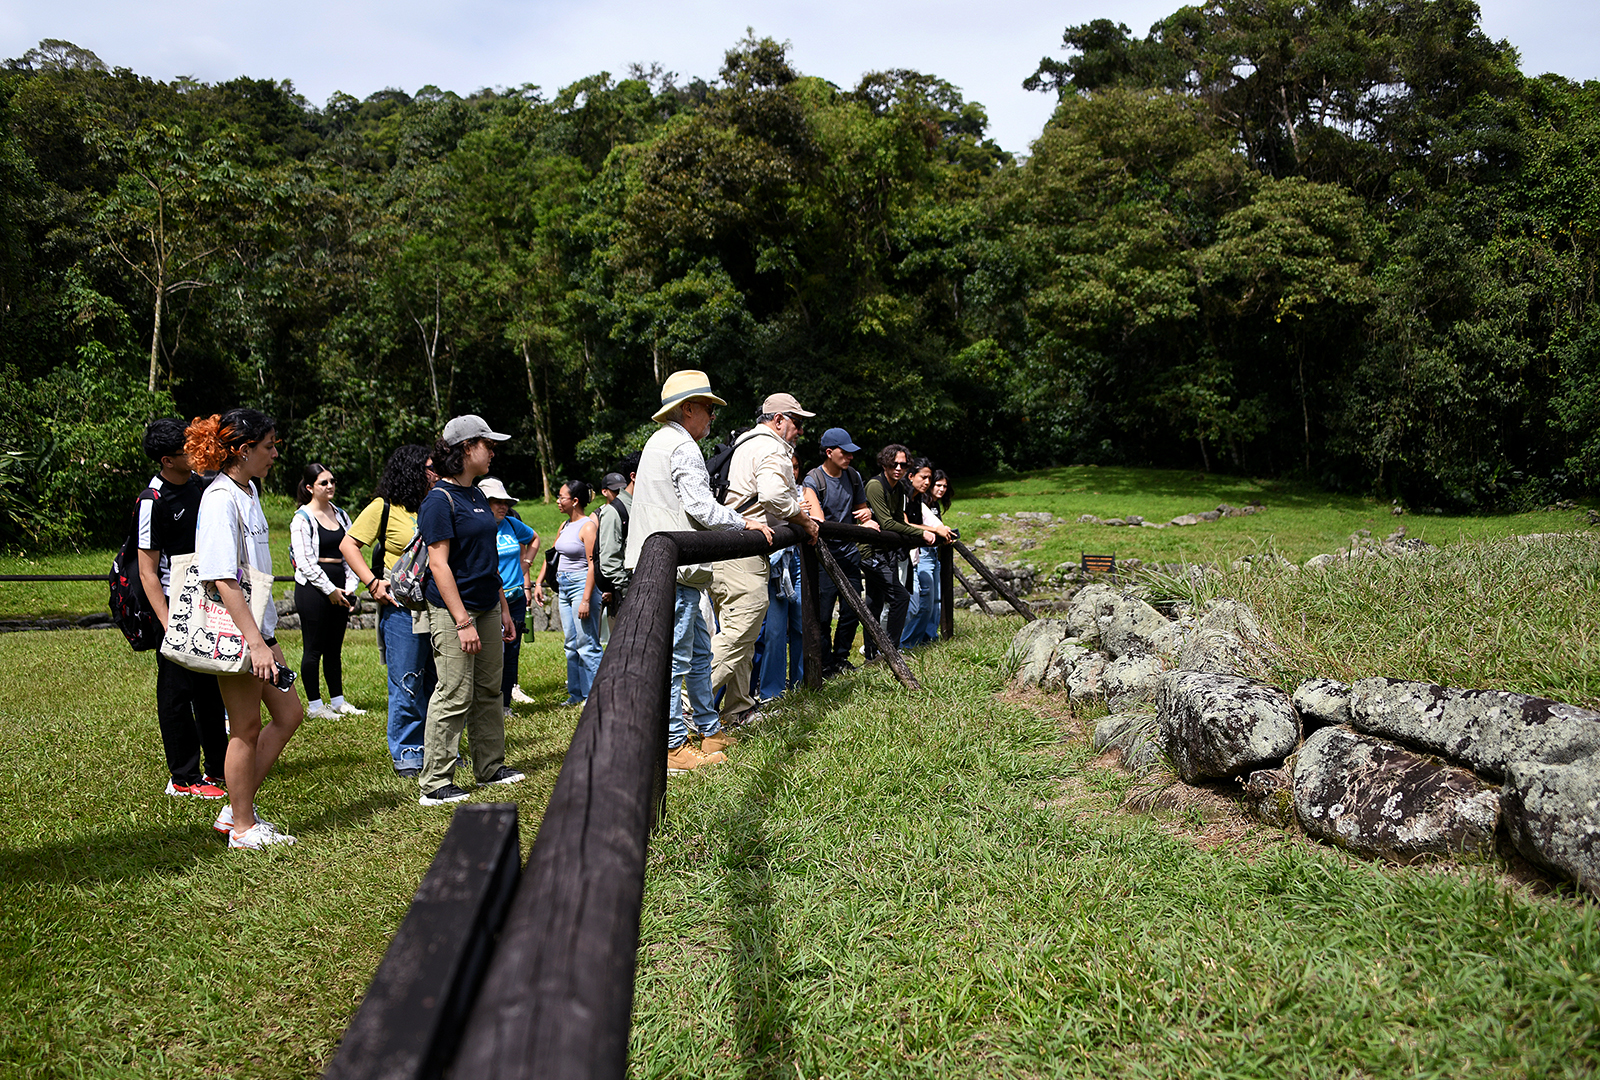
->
[195,475,278,637]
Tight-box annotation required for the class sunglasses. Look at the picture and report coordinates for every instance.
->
[887,460,909,471]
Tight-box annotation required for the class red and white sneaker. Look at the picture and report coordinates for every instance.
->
[166,780,226,799]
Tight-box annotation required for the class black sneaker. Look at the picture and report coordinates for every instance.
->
[482,766,525,786]
[418,784,470,806]
[395,766,421,778]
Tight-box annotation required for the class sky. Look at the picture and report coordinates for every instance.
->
[2,0,1596,155]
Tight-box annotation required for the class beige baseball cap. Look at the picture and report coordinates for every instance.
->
[761,392,815,418]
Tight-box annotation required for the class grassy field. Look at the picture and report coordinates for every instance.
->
[3,469,1598,1077]
[4,609,1600,1076]
[949,465,1590,570]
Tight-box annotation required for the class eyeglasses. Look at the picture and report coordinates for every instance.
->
[784,414,804,430]
[888,460,909,471]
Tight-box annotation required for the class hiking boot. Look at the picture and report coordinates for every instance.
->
[699,730,736,755]
[666,743,725,775]
[482,766,525,787]
[419,784,471,806]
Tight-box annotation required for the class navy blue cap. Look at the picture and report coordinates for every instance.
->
[819,427,860,453]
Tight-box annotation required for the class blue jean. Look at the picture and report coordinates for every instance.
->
[902,554,939,648]
[758,552,803,700]
[380,602,435,769]
[557,570,602,703]
[669,583,720,748]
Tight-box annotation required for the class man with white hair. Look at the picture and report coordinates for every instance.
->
[625,370,774,774]
[710,392,820,729]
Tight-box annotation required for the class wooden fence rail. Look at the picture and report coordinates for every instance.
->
[325,519,1003,1079]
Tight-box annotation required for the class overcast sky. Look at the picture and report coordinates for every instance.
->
[3,0,1595,155]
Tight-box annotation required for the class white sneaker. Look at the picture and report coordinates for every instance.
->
[213,804,278,834]
[510,685,535,705]
[229,822,296,849]
[306,703,340,720]
[334,701,367,715]
[503,706,513,719]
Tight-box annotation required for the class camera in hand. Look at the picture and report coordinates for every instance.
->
[272,663,298,692]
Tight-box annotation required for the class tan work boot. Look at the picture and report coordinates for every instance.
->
[699,729,736,755]
[666,742,726,775]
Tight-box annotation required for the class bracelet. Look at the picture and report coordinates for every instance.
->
[456,619,472,631]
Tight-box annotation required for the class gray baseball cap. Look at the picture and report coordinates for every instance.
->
[601,472,628,492]
[441,414,511,445]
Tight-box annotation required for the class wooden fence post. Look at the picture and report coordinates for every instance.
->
[952,540,1036,621]
[799,541,825,690]
[939,544,955,640]
[812,539,920,691]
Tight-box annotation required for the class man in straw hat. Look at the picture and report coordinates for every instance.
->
[625,370,774,774]
[709,392,820,730]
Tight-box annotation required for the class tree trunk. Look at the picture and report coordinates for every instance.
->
[1299,350,1312,475]
[148,279,163,393]
[523,342,556,502]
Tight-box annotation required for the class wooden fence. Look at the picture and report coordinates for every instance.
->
[322,519,1031,1080]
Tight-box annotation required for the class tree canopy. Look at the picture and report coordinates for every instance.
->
[2,5,1597,549]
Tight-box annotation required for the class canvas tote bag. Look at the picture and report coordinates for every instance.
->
[159,500,273,675]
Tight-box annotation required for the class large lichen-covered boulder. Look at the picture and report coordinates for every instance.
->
[1066,652,1109,701]
[1098,595,1172,659]
[1173,599,1269,678]
[1155,671,1299,783]
[1501,754,1600,897]
[1093,712,1162,772]
[1006,619,1073,688]
[1349,679,1600,779]
[1293,726,1499,859]
[1293,678,1352,729]
[1103,653,1168,711]
[1065,584,1119,641]
[1040,640,1090,693]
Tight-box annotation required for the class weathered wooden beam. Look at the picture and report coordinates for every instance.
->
[799,541,825,690]
[938,545,955,639]
[449,535,680,1080]
[952,540,1036,621]
[952,563,996,617]
[812,536,921,691]
[321,803,521,1080]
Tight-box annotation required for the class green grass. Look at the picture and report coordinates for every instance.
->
[4,613,1599,1077]
[1147,532,1600,709]
[0,624,580,1078]
[4,471,1599,1078]
[949,465,1592,570]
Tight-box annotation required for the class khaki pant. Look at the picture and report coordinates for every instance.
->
[420,605,506,794]
[710,554,770,722]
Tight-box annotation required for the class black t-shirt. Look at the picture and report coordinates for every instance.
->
[135,472,212,595]
[418,481,501,612]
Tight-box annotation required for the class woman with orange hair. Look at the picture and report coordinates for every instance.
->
[187,408,305,849]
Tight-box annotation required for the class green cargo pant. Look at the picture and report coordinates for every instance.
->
[419,605,506,795]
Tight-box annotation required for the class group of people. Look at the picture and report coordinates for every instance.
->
[136,371,955,840]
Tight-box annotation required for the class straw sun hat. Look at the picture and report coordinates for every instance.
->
[652,369,727,423]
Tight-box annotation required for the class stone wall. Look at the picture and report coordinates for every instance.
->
[1007,586,1600,896]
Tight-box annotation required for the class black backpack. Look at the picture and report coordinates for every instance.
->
[705,429,765,514]
[109,489,161,651]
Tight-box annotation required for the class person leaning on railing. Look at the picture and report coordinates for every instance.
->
[899,457,954,649]
[859,443,930,660]
[709,392,820,730]
[623,370,773,775]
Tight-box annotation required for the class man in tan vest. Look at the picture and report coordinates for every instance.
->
[710,393,820,727]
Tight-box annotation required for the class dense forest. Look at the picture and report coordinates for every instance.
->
[2,0,1597,550]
